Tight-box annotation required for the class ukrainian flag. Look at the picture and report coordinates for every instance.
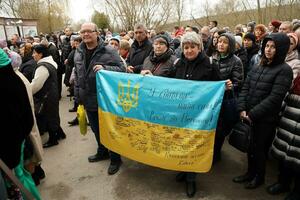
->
[96,71,225,172]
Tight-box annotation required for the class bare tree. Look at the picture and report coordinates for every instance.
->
[102,0,173,30]
[0,0,19,17]
[175,0,184,26]
[257,0,262,23]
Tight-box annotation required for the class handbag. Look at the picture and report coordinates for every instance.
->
[228,120,253,153]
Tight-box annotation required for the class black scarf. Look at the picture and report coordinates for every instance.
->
[149,49,173,64]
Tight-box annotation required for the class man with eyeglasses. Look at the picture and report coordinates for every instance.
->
[126,23,153,73]
[74,22,125,175]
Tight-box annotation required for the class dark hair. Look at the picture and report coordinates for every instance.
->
[217,30,226,36]
[192,26,199,34]
[236,32,243,37]
[260,38,272,66]
[74,37,82,43]
[211,21,218,27]
[25,36,34,41]
[32,44,50,58]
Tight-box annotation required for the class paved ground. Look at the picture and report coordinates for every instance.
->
[38,89,286,200]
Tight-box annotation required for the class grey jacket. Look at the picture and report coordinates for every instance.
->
[74,39,125,111]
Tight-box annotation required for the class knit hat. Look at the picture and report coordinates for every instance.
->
[153,35,170,48]
[271,20,281,29]
[109,36,120,44]
[0,48,11,68]
[244,32,256,43]
[234,36,243,47]
[287,32,299,46]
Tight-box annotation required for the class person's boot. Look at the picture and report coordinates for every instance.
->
[244,175,264,189]
[68,117,79,126]
[233,172,254,183]
[43,138,58,148]
[88,152,110,163]
[186,180,196,198]
[267,182,290,195]
[108,160,122,175]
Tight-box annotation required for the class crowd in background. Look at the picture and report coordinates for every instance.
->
[1,18,300,199]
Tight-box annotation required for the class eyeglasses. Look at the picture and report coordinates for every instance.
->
[80,30,97,34]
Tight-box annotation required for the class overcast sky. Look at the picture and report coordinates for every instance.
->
[69,0,219,23]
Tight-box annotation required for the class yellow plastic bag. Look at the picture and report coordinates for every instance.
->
[77,105,87,135]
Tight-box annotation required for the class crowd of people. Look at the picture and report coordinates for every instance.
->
[1,18,300,199]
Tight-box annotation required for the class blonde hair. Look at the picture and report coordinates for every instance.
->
[120,39,130,50]
[181,32,203,50]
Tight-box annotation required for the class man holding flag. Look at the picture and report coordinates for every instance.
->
[74,22,125,175]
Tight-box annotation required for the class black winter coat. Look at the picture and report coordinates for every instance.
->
[127,39,152,73]
[19,56,36,82]
[238,33,293,123]
[271,93,300,173]
[74,39,125,111]
[235,47,248,78]
[0,64,33,169]
[48,43,63,74]
[212,33,244,90]
[171,51,216,81]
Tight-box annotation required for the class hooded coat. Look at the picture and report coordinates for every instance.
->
[238,33,293,123]
[212,33,244,90]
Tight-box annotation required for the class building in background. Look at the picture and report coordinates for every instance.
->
[0,17,38,40]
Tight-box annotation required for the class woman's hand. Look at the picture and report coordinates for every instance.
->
[141,70,153,76]
[240,111,252,124]
[127,66,134,73]
[225,79,233,90]
[93,65,104,72]
[240,111,246,119]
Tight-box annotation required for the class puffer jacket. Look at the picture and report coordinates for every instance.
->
[271,93,300,173]
[285,50,300,80]
[235,47,248,79]
[238,33,293,123]
[212,33,244,91]
[74,39,125,111]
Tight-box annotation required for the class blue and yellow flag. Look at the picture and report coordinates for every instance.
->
[96,71,225,172]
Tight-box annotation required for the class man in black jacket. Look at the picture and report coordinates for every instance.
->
[74,22,125,175]
[127,23,152,73]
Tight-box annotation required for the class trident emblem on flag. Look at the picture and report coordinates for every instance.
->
[117,80,139,112]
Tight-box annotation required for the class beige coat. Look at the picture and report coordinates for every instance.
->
[286,50,300,80]
[15,70,44,163]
